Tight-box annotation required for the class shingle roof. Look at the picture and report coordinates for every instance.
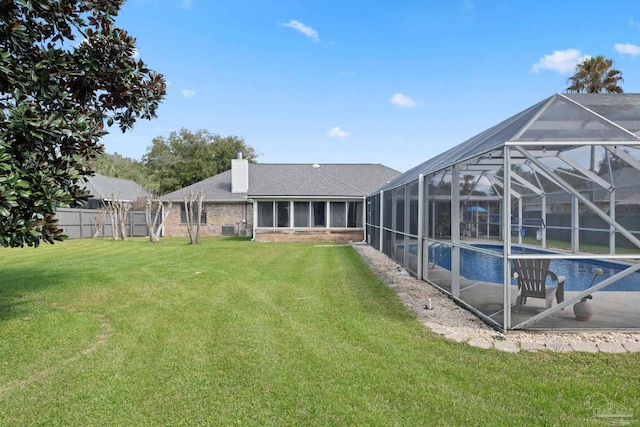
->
[83,173,151,201]
[160,163,401,201]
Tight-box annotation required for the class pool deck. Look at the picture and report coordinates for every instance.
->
[424,238,640,330]
[426,264,640,331]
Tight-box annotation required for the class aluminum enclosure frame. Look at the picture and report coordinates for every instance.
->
[365,93,640,331]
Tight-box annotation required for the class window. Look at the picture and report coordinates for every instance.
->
[257,201,274,227]
[383,191,393,228]
[294,202,310,227]
[257,200,363,229]
[311,201,326,227]
[395,186,405,232]
[348,201,363,227]
[330,202,346,227]
[368,195,380,226]
[276,201,290,228]
[181,203,206,224]
[409,182,419,235]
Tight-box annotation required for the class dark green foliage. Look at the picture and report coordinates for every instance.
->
[0,0,166,247]
[90,151,152,191]
[143,128,259,194]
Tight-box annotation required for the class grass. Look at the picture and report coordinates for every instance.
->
[1,238,639,426]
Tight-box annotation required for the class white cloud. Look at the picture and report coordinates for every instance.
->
[615,43,640,56]
[182,89,196,98]
[282,20,319,42]
[327,126,349,139]
[390,93,418,108]
[531,48,585,74]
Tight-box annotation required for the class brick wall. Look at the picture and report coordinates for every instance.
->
[254,228,364,243]
[162,201,364,242]
[163,202,253,237]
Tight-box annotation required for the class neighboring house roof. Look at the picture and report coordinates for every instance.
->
[618,193,640,205]
[83,173,151,201]
[594,167,640,201]
[160,164,401,201]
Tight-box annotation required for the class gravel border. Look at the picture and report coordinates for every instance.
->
[351,242,640,353]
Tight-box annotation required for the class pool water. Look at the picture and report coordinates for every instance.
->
[429,244,640,292]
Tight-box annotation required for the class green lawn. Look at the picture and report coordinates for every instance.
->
[1,238,638,426]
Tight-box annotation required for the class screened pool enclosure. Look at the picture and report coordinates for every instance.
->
[366,93,640,331]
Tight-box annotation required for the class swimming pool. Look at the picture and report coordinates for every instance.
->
[429,244,640,292]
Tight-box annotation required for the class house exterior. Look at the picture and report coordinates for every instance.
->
[82,173,152,209]
[160,158,401,242]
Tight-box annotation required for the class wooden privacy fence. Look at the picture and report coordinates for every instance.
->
[56,208,150,239]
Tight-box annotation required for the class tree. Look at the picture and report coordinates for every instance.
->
[145,195,171,243]
[565,55,624,93]
[143,129,258,194]
[598,149,631,176]
[0,1,166,247]
[90,152,153,191]
[104,194,130,241]
[183,190,204,245]
[92,209,106,238]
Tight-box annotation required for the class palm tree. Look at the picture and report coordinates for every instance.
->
[565,55,624,93]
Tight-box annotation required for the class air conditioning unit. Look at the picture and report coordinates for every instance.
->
[239,229,252,237]
[221,225,236,236]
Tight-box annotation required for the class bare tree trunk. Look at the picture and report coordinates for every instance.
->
[183,190,204,245]
[105,195,119,240]
[92,210,106,238]
[118,201,130,241]
[184,192,194,244]
[104,193,130,240]
[195,191,203,244]
[145,196,172,242]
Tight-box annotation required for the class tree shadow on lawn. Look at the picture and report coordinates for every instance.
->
[0,266,68,321]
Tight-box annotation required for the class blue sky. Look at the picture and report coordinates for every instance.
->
[102,0,640,172]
